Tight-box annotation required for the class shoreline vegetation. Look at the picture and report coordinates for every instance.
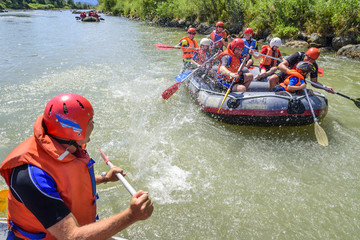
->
[97,0,360,59]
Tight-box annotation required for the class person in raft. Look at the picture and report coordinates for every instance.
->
[174,27,198,73]
[216,38,254,92]
[272,61,314,93]
[210,21,231,53]
[268,47,335,93]
[191,38,215,77]
[250,37,283,80]
[241,27,258,68]
[0,93,154,240]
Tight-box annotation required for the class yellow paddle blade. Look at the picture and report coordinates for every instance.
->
[0,189,9,213]
[217,88,231,113]
[314,122,329,146]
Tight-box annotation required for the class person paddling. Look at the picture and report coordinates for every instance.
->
[241,27,258,68]
[216,38,253,92]
[174,27,198,73]
[210,21,230,53]
[268,47,335,93]
[251,37,283,80]
[0,93,153,240]
[273,61,314,93]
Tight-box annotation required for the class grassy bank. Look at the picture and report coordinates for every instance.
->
[98,0,360,40]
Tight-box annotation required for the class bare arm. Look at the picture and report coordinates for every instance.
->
[309,76,335,93]
[287,83,306,91]
[48,191,153,240]
[95,166,124,185]
[278,59,290,73]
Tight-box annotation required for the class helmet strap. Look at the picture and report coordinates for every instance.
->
[55,138,80,148]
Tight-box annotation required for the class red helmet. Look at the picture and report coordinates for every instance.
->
[306,47,320,60]
[187,28,196,34]
[229,38,245,51]
[216,21,224,27]
[244,28,253,34]
[43,93,94,141]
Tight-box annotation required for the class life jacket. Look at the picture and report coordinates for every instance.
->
[241,38,256,55]
[210,30,227,49]
[88,12,93,17]
[259,45,281,67]
[0,115,98,240]
[279,70,304,92]
[180,37,198,62]
[195,49,212,69]
[216,46,243,82]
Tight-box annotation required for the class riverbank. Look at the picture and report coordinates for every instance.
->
[124,14,360,60]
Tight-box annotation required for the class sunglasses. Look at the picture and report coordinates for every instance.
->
[188,32,196,35]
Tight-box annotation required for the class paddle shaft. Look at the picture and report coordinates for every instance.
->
[305,79,355,100]
[97,146,136,196]
[217,55,249,113]
[245,45,282,62]
[182,52,219,81]
[304,88,318,122]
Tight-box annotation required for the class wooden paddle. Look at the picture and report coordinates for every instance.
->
[97,146,136,196]
[155,43,197,50]
[162,52,219,100]
[0,189,8,213]
[305,80,360,109]
[217,55,249,113]
[304,89,329,146]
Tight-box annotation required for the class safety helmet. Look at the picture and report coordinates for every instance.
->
[296,61,315,74]
[244,28,253,34]
[229,38,245,51]
[216,21,224,27]
[305,47,320,60]
[43,93,94,141]
[270,37,282,48]
[200,38,211,46]
[187,28,196,34]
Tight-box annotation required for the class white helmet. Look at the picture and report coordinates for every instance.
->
[200,38,211,46]
[270,37,282,48]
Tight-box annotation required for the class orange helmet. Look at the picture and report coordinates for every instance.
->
[229,38,245,51]
[306,47,320,60]
[244,28,253,34]
[187,28,196,34]
[44,93,94,141]
[216,21,224,27]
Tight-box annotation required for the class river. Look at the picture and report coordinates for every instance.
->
[0,10,359,239]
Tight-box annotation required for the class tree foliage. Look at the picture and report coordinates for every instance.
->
[0,0,90,9]
[97,0,360,38]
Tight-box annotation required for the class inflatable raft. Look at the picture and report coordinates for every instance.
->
[183,69,328,126]
[81,17,100,22]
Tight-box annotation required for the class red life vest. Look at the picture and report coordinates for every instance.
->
[210,30,227,49]
[180,37,198,61]
[217,46,242,82]
[280,70,304,92]
[259,45,281,67]
[0,115,97,239]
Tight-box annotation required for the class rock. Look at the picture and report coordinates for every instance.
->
[285,40,309,48]
[337,44,360,59]
[332,37,354,50]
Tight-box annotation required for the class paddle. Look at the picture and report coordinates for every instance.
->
[304,89,329,146]
[217,55,249,113]
[0,189,8,212]
[162,52,219,100]
[155,43,198,50]
[97,146,136,196]
[305,80,360,109]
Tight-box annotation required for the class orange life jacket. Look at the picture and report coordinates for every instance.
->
[180,37,198,61]
[217,46,243,82]
[280,70,304,92]
[259,45,281,67]
[0,115,97,239]
[210,30,227,49]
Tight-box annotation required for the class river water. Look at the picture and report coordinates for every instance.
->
[0,10,359,239]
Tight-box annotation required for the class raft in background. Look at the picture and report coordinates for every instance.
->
[183,71,328,126]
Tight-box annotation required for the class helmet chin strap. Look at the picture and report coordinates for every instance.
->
[54,138,80,148]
